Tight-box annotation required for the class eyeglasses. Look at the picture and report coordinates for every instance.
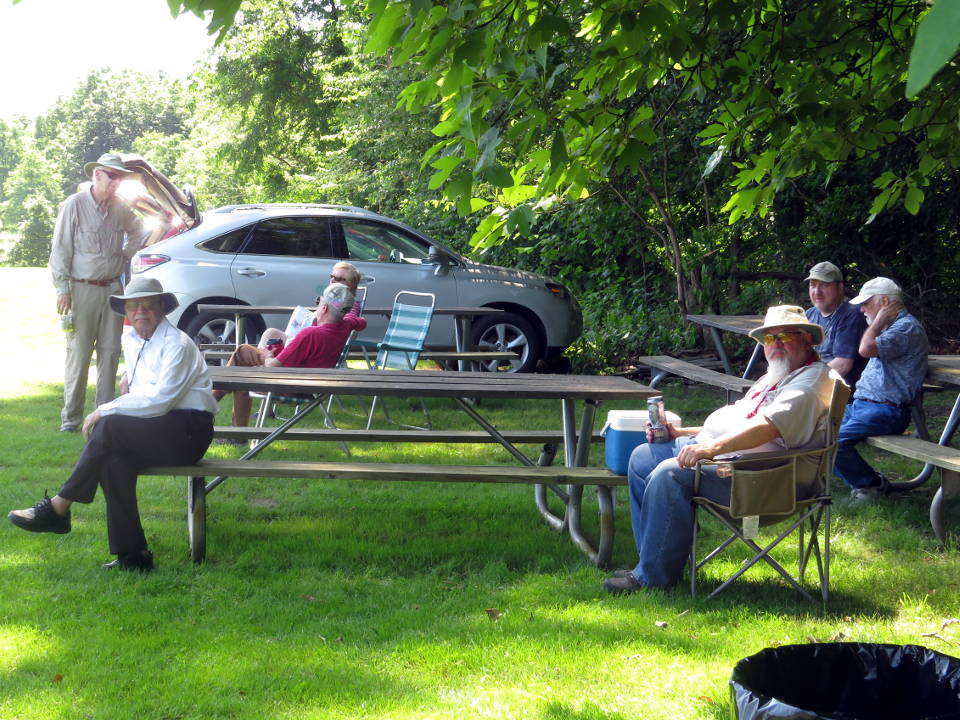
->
[329,273,349,282]
[761,331,801,345]
[124,299,162,311]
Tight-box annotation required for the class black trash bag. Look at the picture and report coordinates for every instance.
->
[731,642,960,720]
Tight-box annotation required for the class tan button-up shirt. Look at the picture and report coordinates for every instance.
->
[49,186,146,295]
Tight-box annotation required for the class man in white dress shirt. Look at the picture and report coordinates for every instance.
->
[8,278,217,571]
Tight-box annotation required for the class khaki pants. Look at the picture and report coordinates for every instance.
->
[212,343,264,426]
[61,282,122,428]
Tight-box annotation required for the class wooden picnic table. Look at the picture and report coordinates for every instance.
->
[205,365,657,566]
[198,303,505,371]
[686,314,763,377]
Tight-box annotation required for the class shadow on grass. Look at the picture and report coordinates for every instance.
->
[2,380,960,717]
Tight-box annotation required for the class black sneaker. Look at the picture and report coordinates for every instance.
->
[8,494,71,534]
[103,551,154,572]
[603,573,646,595]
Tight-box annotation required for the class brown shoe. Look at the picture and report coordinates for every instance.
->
[603,572,645,595]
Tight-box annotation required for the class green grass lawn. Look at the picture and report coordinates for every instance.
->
[2,267,959,719]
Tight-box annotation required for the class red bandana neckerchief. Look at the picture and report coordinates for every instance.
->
[744,357,816,419]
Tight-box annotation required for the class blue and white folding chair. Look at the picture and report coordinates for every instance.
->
[353,290,435,430]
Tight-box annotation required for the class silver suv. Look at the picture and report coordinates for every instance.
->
[130,203,581,372]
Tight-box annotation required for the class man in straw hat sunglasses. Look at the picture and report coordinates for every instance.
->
[8,278,218,571]
[49,153,151,433]
[604,305,835,595]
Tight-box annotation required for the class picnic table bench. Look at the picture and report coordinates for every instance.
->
[637,354,754,398]
[142,459,625,563]
[862,355,960,541]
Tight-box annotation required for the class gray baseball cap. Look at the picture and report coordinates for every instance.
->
[805,261,843,283]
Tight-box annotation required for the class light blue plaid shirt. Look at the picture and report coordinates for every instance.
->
[854,311,928,406]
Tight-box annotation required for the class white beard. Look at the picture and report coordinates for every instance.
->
[765,355,793,386]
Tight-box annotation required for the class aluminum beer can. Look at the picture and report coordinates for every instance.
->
[647,395,669,443]
[265,337,284,355]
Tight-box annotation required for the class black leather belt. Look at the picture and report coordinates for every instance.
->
[862,397,909,409]
[72,277,119,287]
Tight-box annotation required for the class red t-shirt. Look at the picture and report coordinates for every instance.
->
[274,305,366,368]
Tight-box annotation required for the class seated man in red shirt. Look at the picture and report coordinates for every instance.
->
[214,282,366,426]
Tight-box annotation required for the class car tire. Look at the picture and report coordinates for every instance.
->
[184,310,260,348]
[470,311,543,373]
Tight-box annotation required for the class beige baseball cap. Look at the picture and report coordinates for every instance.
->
[850,277,901,305]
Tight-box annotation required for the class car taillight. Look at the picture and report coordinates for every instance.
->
[131,254,170,274]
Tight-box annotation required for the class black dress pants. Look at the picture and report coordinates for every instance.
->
[58,410,214,555]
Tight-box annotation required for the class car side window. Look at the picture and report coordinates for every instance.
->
[241,217,334,258]
[341,219,430,263]
[199,227,250,253]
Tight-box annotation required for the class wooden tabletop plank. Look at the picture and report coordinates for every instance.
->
[928,356,960,388]
[686,314,762,335]
[208,366,656,401]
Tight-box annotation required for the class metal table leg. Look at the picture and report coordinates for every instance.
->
[565,399,616,567]
[709,327,733,375]
[187,475,206,563]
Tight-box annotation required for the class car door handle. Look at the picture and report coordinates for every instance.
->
[236,267,266,277]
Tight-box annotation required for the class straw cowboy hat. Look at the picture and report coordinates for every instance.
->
[748,304,824,345]
[83,152,135,179]
[109,277,178,316]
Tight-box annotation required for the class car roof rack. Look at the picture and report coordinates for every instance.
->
[211,203,380,217]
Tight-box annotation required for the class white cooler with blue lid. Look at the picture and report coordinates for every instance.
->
[601,409,682,475]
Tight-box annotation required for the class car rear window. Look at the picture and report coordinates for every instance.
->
[199,227,250,253]
[241,217,335,258]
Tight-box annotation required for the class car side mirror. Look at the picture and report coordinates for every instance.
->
[428,246,450,276]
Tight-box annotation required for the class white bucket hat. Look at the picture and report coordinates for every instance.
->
[748,304,825,345]
[849,277,901,305]
[109,277,178,316]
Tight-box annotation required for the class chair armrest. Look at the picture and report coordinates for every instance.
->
[351,339,378,349]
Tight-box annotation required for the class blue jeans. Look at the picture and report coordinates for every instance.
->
[834,399,910,489]
[626,437,731,587]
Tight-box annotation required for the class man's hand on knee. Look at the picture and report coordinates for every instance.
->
[82,409,102,440]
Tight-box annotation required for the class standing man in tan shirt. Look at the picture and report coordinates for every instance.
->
[49,153,148,432]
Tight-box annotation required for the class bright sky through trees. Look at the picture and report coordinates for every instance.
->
[0,0,214,120]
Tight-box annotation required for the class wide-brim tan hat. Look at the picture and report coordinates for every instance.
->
[748,304,824,345]
[83,152,135,179]
[109,277,178,316]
